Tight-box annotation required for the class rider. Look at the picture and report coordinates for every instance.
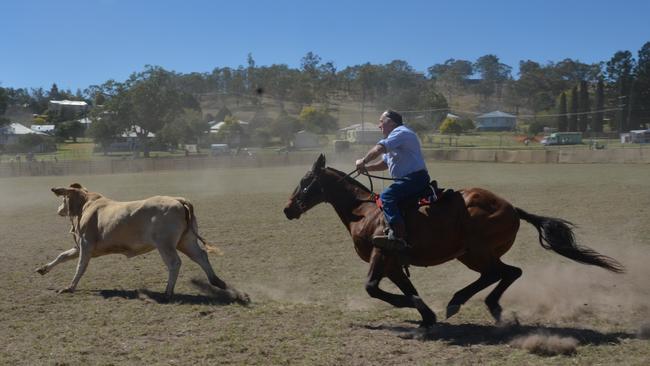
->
[355,110,430,251]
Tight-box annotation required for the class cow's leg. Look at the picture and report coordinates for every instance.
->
[36,247,79,275]
[157,244,182,300]
[177,237,250,304]
[58,240,92,294]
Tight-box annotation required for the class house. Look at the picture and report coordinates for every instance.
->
[209,120,250,134]
[338,123,383,144]
[620,129,650,144]
[0,123,47,145]
[475,111,517,131]
[293,130,320,149]
[48,100,89,120]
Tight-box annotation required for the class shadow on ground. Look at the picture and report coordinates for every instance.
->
[97,278,239,305]
[359,321,635,346]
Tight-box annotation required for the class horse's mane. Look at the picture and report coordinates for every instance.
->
[325,167,373,193]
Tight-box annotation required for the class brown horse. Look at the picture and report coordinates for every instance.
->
[283,154,624,327]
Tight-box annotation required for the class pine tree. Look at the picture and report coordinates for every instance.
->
[578,80,591,132]
[557,92,568,131]
[568,86,578,131]
[592,78,605,132]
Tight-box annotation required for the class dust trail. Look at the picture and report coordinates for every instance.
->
[509,331,578,356]
[505,242,650,326]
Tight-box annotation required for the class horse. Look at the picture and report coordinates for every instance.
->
[283,154,624,327]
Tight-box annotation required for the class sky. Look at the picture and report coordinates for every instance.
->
[2,0,649,92]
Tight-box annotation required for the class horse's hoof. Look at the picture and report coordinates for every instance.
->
[419,320,436,329]
[35,267,47,275]
[446,304,461,319]
[57,287,74,294]
[236,292,251,305]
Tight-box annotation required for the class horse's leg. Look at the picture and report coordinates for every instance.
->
[385,263,437,326]
[445,271,500,319]
[365,249,413,308]
[365,249,436,326]
[484,262,522,322]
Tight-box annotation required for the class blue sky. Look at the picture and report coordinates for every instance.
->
[2,0,649,91]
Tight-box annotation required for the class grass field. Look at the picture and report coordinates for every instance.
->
[1,160,649,365]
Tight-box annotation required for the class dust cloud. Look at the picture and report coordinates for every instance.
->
[509,331,578,356]
[504,240,650,327]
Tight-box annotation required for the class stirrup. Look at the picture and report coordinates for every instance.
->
[372,234,409,252]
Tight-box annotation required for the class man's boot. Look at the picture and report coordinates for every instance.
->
[372,221,409,251]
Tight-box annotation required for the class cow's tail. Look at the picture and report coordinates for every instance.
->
[177,198,223,256]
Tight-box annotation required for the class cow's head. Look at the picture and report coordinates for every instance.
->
[51,183,88,217]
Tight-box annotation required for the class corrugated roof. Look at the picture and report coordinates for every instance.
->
[476,110,516,119]
[50,100,88,106]
[2,123,46,135]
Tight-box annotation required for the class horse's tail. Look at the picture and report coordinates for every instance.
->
[515,207,624,273]
[177,198,223,256]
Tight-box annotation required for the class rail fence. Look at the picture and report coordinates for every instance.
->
[1,148,649,178]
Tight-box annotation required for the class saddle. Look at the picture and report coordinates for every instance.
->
[375,180,454,212]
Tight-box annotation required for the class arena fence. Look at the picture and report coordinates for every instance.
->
[1,147,648,178]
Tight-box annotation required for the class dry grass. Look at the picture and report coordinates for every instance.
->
[1,160,649,365]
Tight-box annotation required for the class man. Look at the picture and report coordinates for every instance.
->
[355,110,430,251]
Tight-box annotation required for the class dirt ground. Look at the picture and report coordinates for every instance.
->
[1,159,648,365]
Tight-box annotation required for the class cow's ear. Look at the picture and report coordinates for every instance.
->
[313,154,326,172]
[52,187,69,196]
[69,183,84,189]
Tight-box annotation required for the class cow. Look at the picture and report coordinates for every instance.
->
[36,183,249,304]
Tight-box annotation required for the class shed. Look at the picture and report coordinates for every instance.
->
[338,123,383,144]
[31,125,55,134]
[475,111,517,131]
[293,130,320,149]
[621,129,650,143]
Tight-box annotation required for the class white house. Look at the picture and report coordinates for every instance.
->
[31,125,55,134]
[338,123,383,144]
[0,123,47,145]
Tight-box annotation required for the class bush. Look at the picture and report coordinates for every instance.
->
[439,118,462,135]
[528,120,546,135]
[457,117,475,131]
[5,134,56,153]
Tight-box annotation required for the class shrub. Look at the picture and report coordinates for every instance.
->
[439,118,462,135]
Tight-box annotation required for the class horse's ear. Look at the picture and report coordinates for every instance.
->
[313,154,326,172]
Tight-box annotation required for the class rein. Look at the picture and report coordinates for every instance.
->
[336,168,403,201]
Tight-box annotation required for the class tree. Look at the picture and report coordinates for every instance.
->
[557,92,568,132]
[158,108,210,148]
[215,115,246,147]
[119,66,195,156]
[86,112,124,155]
[48,83,60,100]
[299,106,337,134]
[0,87,7,116]
[270,110,302,146]
[568,86,578,131]
[214,106,232,122]
[55,120,85,142]
[474,54,512,101]
[606,51,635,132]
[593,78,605,132]
[439,117,462,135]
[578,80,591,132]
[631,42,650,129]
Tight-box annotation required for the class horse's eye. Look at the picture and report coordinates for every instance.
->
[302,187,308,193]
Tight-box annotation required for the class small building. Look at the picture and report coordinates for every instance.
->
[0,122,47,145]
[49,100,89,120]
[31,125,55,134]
[209,120,250,134]
[475,111,517,131]
[621,129,650,143]
[293,130,320,149]
[338,123,383,144]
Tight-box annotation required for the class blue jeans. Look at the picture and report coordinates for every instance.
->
[380,170,430,226]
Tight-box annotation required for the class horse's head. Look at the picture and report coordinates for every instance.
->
[284,154,328,220]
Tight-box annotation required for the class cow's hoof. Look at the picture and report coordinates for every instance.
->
[57,287,74,294]
[35,267,48,275]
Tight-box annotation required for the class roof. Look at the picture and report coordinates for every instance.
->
[49,100,88,107]
[338,123,380,131]
[476,110,516,119]
[77,117,92,124]
[209,120,249,131]
[1,123,47,135]
[121,125,155,138]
